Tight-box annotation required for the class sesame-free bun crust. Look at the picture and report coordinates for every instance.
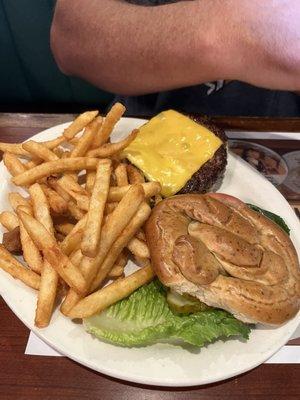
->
[145,193,300,325]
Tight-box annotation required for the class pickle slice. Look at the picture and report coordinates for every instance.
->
[167,290,210,314]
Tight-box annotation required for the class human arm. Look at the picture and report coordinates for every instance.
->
[50,0,300,95]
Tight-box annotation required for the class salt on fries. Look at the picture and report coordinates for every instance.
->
[0,104,159,329]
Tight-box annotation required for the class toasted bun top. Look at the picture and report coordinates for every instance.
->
[145,193,300,325]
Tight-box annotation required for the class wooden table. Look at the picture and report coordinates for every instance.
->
[0,113,299,400]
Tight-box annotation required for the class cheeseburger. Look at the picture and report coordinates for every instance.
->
[123,110,227,197]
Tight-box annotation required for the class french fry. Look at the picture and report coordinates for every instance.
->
[12,157,99,187]
[19,218,43,274]
[127,237,150,259]
[68,202,86,220]
[0,245,40,290]
[43,136,66,149]
[29,182,59,327]
[60,184,145,314]
[63,111,99,140]
[9,193,30,211]
[17,210,87,294]
[92,103,125,148]
[133,256,150,268]
[61,151,70,159]
[40,185,69,214]
[47,176,71,201]
[45,178,84,218]
[0,211,19,231]
[3,153,27,176]
[81,160,112,257]
[67,265,154,319]
[58,175,88,196]
[136,229,146,241]
[69,249,84,266]
[55,222,74,236]
[114,163,128,187]
[85,171,96,194]
[108,251,128,279]
[15,204,43,275]
[29,183,54,236]
[88,129,138,158]
[66,182,161,208]
[0,142,30,157]
[53,147,65,158]
[91,202,151,291]
[50,174,89,211]
[60,215,87,255]
[70,117,102,157]
[69,137,80,146]
[17,204,33,216]
[127,164,145,184]
[108,182,161,202]
[22,141,59,162]
[104,202,118,215]
[24,158,43,169]
[35,259,59,328]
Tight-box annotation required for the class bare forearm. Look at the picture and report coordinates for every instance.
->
[51,0,300,95]
[51,0,234,95]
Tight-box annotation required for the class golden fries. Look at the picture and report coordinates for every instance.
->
[108,251,128,279]
[108,182,161,202]
[114,163,129,187]
[9,193,30,211]
[63,111,99,140]
[127,237,150,259]
[88,129,138,158]
[12,157,99,187]
[0,245,40,290]
[55,222,74,236]
[60,215,87,255]
[40,185,69,215]
[81,160,112,257]
[92,103,125,148]
[29,183,59,327]
[17,210,87,294]
[22,141,59,162]
[67,265,154,318]
[85,171,96,193]
[0,211,19,231]
[60,184,145,314]
[29,183,54,236]
[19,219,43,274]
[0,104,163,330]
[0,142,30,156]
[3,153,27,176]
[70,117,102,157]
[69,249,84,266]
[35,259,59,328]
[127,164,145,184]
[91,202,151,291]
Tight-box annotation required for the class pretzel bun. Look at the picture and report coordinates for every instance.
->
[145,193,300,325]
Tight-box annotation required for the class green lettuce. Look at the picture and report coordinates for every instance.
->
[84,280,250,347]
[247,204,290,235]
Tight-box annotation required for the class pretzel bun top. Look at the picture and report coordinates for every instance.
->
[145,193,300,325]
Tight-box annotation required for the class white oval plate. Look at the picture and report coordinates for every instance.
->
[0,118,299,387]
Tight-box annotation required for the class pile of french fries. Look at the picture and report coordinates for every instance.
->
[0,103,160,328]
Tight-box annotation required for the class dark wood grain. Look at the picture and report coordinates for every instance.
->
[1,113,300,134]
[0,113,299,399]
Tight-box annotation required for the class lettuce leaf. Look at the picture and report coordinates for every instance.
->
[84,280,250,347]
[247,204,290,235]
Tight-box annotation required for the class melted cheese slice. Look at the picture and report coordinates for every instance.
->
[123,110,222,197]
